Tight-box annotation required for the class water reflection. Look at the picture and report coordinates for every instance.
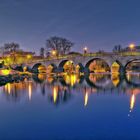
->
[87,74,112,89]
[28,81,32,101]
[5,83,11,94]
[48,85,71,105]
[130,94,135,111]
[111,73,120,87]
[126,73,140,86]
[84,87,89,107]
[1,73,140,111]
[53,86,58,103]
[60,74,83,87]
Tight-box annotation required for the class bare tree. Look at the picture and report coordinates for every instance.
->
[46,36,74,55]
[3,42,20,64]
[113,45,122,53]
[4,42,20,52]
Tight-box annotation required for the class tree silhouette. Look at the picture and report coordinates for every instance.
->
[2,42,20,64]
[46,36,74,55]
[4,42,20,52]
[113,45,122,53]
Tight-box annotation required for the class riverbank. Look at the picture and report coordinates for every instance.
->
[0,73,32,86]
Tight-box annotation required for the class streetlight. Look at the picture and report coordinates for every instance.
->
[51,50,57,56]
[51,50,58,59]
[27,54,32,59]
[129,43,135,55]
[27,54,32,63]
[83,47,88,54]
[129,43,135,50]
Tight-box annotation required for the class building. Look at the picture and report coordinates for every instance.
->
[2,50,35,65]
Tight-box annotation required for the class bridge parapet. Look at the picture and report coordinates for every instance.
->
[23,53,140,73]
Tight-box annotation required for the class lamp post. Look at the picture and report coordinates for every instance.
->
[129,44,135,55]
[27,54,32,63]
[51,50,57,59]
[52,50,56,55]
[83,47,88,55]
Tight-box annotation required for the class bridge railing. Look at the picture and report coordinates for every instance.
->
[26,51,140,64]
[119,52,140,56]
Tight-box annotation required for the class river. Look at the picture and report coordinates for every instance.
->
[0,73,140,139]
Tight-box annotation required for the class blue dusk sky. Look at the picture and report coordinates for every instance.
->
[0,0,140,54]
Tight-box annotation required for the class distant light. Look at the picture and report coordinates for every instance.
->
[28,82,32,101]
[129,43,135,50]
[52,50,56,55]
[84,92,89,106]
[53,86,58,103]
[83,46,88,54]
[1,69,10,75]
[83,47,88,51]
[130,94,135,110]
[27,54,32,59]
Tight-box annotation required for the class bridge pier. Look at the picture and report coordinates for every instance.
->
[84,67,90,76]
[119,66,126,75]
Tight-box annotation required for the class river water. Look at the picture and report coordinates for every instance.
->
[0,73,140,140]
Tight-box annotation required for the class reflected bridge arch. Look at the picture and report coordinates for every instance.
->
[32,63,46,73]
[125,73,140,87]
[85,74,112,89]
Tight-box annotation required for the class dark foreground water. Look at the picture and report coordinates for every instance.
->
[0,73,140,140]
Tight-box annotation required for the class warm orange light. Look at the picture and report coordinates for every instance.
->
[28,82,32,101]
[51,50,57,56]
[111,62,120,73]
[111,73,120,87]
[129,44,135,50]
[84,92,89,106]
[27,55,32,59]
[5,83,11,94]
[65,74,77,86]
[127,74,131,81]
[7,83,11,94]
[1,69,10,75]
[70,74,76,86]
[53,86,58,103]
[130,94,135,110]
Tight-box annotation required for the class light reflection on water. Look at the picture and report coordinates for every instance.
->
[1,73,140,108]
[0,73,140,139]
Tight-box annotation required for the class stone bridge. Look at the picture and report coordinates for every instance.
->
[23,53,140,73]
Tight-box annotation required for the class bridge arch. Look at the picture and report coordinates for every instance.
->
[58,60,75,73]
[32,63,46,73]
[125,59,140,72]
[85,58,111,73]
[85,74,112,89]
